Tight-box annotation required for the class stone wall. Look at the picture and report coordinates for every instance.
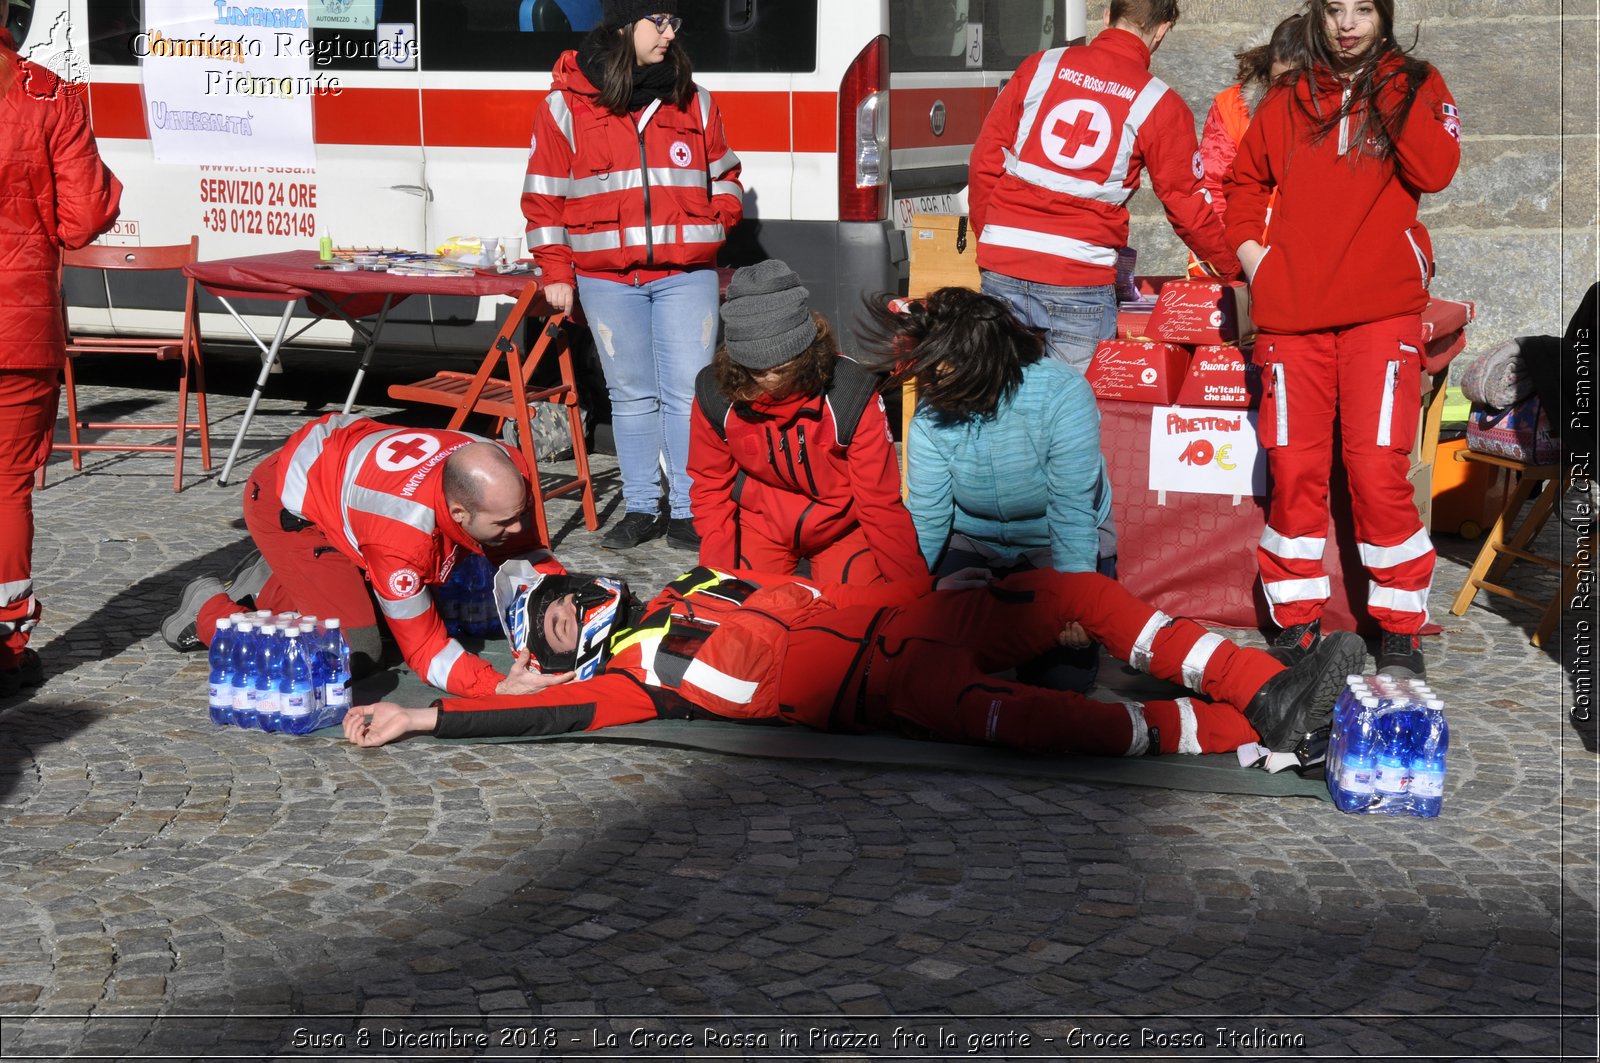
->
[1097,0,1598,361]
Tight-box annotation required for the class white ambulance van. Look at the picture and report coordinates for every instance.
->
[9,0,1084,352]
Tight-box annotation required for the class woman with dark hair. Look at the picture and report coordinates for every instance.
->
[521,0,743,552]
[1197,14,1306,232]
[1226,0,1460,677]
[688,260,925,585]
[861,287,1114,690]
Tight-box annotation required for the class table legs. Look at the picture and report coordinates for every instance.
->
[216,299,297,487]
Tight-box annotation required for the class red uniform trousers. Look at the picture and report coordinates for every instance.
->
[735,523,890,586]
[1255,315,1435,634]
[778,569,1276,756]
[0,369,59,667]
[195,451,380,648]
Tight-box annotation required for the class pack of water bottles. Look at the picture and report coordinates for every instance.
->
[206,612,353,735]
[1327,673,1449,817]
[436,552,499,638]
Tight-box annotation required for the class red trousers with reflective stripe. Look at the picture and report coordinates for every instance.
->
[1255,315,1435,633]
[856,569,1277,756]
[0,369,58,667]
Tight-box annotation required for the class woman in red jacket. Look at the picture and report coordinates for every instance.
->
[521,0,743,552]
[0,2,122,696]
[1226,0,1460,677]
[687,260,926,585]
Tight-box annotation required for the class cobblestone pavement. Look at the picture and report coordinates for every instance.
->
[0,354,1594,1062]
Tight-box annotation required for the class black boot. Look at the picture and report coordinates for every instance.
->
[1245,630,1366,751]
[1268,618,1322,666]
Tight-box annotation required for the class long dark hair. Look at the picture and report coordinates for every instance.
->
[858,287,1045,422]
[714,314,839,405]
[581,24,694,115]
[1234,15,1308,92]
[1287,0,1432,163]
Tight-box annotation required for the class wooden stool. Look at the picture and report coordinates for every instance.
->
[1448,449,1574,647]
[387,289,599,544]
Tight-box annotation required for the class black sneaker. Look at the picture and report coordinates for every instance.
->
[0,649,45,698]
[225,549,272,604]
[602,511,667,550]
[1245,630,1367,751]
[1268,619,1322,666]
[1376,631,1426,678]
[665,517,701,551]
[161,576,226,652]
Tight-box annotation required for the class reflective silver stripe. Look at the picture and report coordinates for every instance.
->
[570,230,624,253]
[337,432,395,551]
[711,180,741,199]
[1012,47,1068,155]
[280,413,365,517]
[1124,703,1149,756]
[1336,87,1352,156]
[638,637,662,686]
[523,173,570,197]
[1359,527,1434,569]
[649,167,711,189]
[425,639,469,690]
[696,86,712,127]
[1175,698,1201,755]
[1367,583,1431,619]
[1180,634,1224,691]
[979,224,1116,267]
[1263,577,1331,627]
[682,657,759,704]
[636,97,662,132]
[1405,230,1431,289]
[377,587,433,621]
[1007,157,1129,205]
[1107,77,1169,191]
[1129,610,1170,673]
[1273,362,1289,447]
[0,577,33,607]
[681,223,725,244]
[1377,360,1399,447]
[546,90,575,152]
[1259,527,1326,561]
[708,150,740,179]
[571,170,644,198]
[524,226,568,248]
[348,484,436,536]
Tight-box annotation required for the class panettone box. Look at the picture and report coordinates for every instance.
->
[1174,343,1261,408]
[1148,278,1254,346]
[1085,340,1191,404]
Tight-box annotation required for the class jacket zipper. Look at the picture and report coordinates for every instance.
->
[1273,360,1289,447]
[1337,85,1352,156]
[796,425,820,494]
[792,501,815,553]
[635,102,661,274]
[1376,359,1400,447]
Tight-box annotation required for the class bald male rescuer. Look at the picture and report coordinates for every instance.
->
[344,563,1366,766]
[163,414,555,697]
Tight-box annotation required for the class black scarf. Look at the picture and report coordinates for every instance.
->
[577,38,678,113]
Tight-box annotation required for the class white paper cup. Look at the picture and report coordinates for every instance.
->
[501,235,523,262]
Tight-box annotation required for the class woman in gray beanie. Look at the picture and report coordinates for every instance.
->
[686,260,926,585]
[521,0,742,550]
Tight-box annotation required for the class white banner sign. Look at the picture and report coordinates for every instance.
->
[142,0,316,167]
[1147,405,1267,499]
[310,0,376,31]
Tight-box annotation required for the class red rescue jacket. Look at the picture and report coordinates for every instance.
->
[0,31,122,371]
[520,51,743,288]
[1225,57,1460,334]
[687,360,926,582]
[968,28,1240,287]
[274,414,544,698]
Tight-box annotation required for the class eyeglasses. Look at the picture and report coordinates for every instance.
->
[642,14,683,32]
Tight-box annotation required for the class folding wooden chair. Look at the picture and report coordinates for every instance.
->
[50,236,210,492]
[387,286,599,544]
[1448,449,1575,647]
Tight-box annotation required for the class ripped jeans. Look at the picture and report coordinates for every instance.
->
[576,269,718,519]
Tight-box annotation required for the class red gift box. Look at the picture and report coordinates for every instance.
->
[1086,340,1191,404]
[1174,343,1261,408]
[1148,279,1254,345]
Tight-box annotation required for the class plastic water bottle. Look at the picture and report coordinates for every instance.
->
[276,629,317,734]
[1372,703,1413,806]
[1333,696,1380,813]
[230,621,257,726]
[463,554,492,636]
[1409,698,1449,818]
[253,624,283,731]
[319,617,353,725]
[208,619,236,726]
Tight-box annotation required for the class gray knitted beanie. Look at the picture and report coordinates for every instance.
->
[719,259,818,370]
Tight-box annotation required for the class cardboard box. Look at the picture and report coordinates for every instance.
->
[1175,343,1261,408]
[1086,340,1191,404]
[1148,279,1254,345]
[907,213,980,297]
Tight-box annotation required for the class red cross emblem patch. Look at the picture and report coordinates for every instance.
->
[670,140,692,167]
[388,568,422,598]
[376,433,440,472]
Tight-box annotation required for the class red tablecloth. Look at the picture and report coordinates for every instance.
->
[184,250,539,305]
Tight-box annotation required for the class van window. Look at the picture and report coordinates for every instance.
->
[419,0,817,74]
[86,0,421,69]
[889,0,973,72]
[985,0,1066,69]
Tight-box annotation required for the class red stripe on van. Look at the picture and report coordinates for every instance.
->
[314,88,421,145]
[791,92,835,153]
[889,85,996,150]
[89,82,147,139]
[424,89,539,148]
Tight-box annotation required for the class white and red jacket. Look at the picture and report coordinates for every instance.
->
[274,414,542,698]
[1225,58,1460,334]
[520,51,743,288]
[968,27,1241,288]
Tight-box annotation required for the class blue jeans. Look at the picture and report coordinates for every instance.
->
[576,270,718,519]
[980,270,1117,373]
